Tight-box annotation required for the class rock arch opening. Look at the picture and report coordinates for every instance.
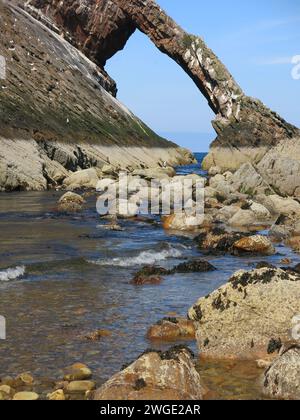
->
[28,0,299,169]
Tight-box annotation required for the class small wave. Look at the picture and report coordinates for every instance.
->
[0,266,26,282]
[90,246,183,268]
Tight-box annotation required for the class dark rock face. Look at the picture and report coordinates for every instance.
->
[29,0,299,154]
[27,0,136,97]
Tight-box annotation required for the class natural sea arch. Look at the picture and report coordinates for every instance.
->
[29,0,299,169]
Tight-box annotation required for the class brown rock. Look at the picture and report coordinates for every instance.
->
[131,275,163,286]
[13,392,39,401]
[232,235,275,256]
[47,389,66,400]
[65,381,96,393]
[85,330,112,341]
[94,346,203,400]
[147,318,196,341]
[63,364,92,381]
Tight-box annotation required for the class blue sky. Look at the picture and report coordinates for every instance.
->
[106,0,300,152]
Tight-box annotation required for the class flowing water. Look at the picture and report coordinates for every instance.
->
[0,154,299,399]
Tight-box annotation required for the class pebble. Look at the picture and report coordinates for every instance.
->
[13,391,39,401]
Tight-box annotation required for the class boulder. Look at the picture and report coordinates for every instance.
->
[63,168,99,190]
[171,260,216,273]
[215,205,240,223]
[257,148,300,198]
[163,212,206,231]
[96,178,116,194]
[188,268,300,360]
[228,209,258,227]
[195,228,251,255]
[269,195,300,217]
[131,266,169,285]
[208,166,221,176]
[232,235,275,256]
[93,346,204,400]
[132,167,175,180]
[229,163,274,196]
[256,195,300,217]
[263,345,300,399]
[249,202,271,220]
[58,191,85,212]
[204,187,218,199]
[147,318,196,341]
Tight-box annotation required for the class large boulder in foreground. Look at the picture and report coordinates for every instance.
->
[263,345,300,400]
[188,268,300,360]
[94,346,203,400]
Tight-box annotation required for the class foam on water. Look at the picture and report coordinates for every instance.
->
[0,266,26,282]
[90,246,183,267]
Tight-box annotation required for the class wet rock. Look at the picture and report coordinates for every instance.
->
[65,380,96,393]
[263,345,300,399]
[147,318,196,341]
[171,260,216,273]
[63,364,92,381]
[232,235,275,256]
[84,330,112,341]
[94,346,203,400]
[133,266,170,278]
[131,275,163,286]
[13,391,39,401]
[47,389,66,400]
[163,212,207,231]
[58,191,85,212]
[188,268,300,360]
[195,228,251,255]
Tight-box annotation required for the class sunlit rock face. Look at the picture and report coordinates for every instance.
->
[29,0,299,172]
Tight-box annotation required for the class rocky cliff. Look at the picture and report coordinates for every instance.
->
[0,1,193,191]
[28,0,300,175]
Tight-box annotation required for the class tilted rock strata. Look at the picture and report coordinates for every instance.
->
[0,2,193,191]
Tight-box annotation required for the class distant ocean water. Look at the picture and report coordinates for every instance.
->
[175,152,207,176]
